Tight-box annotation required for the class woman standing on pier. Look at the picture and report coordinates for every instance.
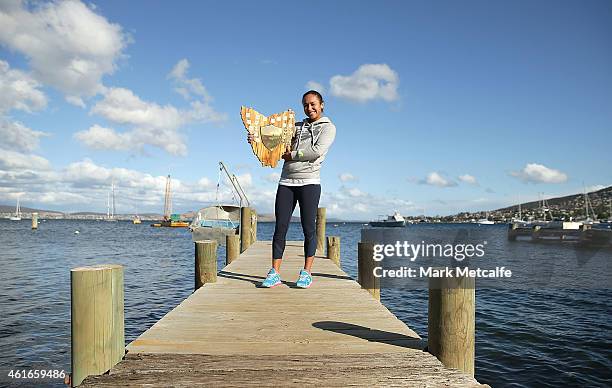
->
[248,90,336,288]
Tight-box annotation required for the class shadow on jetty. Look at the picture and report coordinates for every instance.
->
[313,321,426,350]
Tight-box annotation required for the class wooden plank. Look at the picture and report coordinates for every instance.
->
[84,240,485,386]
[82,353,488,387]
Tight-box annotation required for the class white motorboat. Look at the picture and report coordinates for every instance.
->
[370,212,406,227]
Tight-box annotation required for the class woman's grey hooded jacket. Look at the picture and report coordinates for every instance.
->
[280,116,336,182]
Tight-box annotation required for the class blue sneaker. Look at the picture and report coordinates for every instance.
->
[261,268,282,288]
[296,269,312,288]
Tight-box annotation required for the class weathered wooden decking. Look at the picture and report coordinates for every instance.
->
[82,241,485,387]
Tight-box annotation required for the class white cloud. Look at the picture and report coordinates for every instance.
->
[234,173,252,188]
[167,58,226,123]
[0,149,51,171]
[168,59,208,99]
[511,163,568,184]
[37,191,90,205]
[0,60,47,113]
[84,88,191,155]
[458,174,478,185]
[188,99,226,123]
[0,156,243,212]
[584,184,607,193]
[419,172,457,187]
[339,173,357,182]
[91,87,185,129]
[347,187,366,197]
[0,154,424,219]
[305,81,325,94]
[78,60,227,156]
[322,185,415,219]
[0,0,129,104]
[263,172,280,183]
[63,158,111,185]
[0,119,48,152]
[73,124,130,151]
[74,122,188,156]
[197,177,214,189]
[330,64,399,103]
[354,203,368,212]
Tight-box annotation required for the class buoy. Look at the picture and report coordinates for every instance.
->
[74,230,80,234]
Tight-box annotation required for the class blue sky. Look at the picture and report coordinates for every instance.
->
[1,0,611,219]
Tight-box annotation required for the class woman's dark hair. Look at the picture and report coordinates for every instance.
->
[302,90,324,104]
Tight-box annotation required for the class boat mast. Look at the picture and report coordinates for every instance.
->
[584,189,589,220]
[107,192,110,219]
[163,175,172,220]
[111,179,116,218]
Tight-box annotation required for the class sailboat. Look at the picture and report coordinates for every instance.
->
[511,201,530,225]
[104,181,118,222]
[9,197,22,221]
[582,188,599,225]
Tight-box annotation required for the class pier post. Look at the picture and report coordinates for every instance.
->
[316,207,326,255]
[31,212,38,229]
[327,236,341,268]
[71,264,124,387]
[251,208,257,243]
[357,242,380,300]
[240,207,253,253]
[226,234,240,266]
[195,240,218,290]
[507,223,517,241]
[428,274,475,376]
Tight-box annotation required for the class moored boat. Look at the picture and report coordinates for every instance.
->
[189,205,241,245]
[9,197,22,221]
[369,212,406,227]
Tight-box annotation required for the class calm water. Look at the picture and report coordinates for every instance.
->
[0,220,610,387]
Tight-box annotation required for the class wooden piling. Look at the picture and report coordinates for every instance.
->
[71,264,124,387]
[195,240,217,290]
[326,236,340,268]
[507,223,517,241]
[357,242,380,300]
[226,234,240,266]
[251,208,257,243]
[428,274,475,376]
[240,207,253,253]
[31,212,38,229]
[316,207,326,255]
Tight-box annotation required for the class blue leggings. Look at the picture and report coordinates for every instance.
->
[272,184,321,259]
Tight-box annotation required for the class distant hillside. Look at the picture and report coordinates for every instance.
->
[494,186,612,214]
[0,205,63,215]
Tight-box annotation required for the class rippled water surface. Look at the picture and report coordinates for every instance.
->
[0,220,610,387]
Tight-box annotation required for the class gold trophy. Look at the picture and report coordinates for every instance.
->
[241,106,295,168]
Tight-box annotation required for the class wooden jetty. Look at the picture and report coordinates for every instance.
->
[76,238,485,387]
